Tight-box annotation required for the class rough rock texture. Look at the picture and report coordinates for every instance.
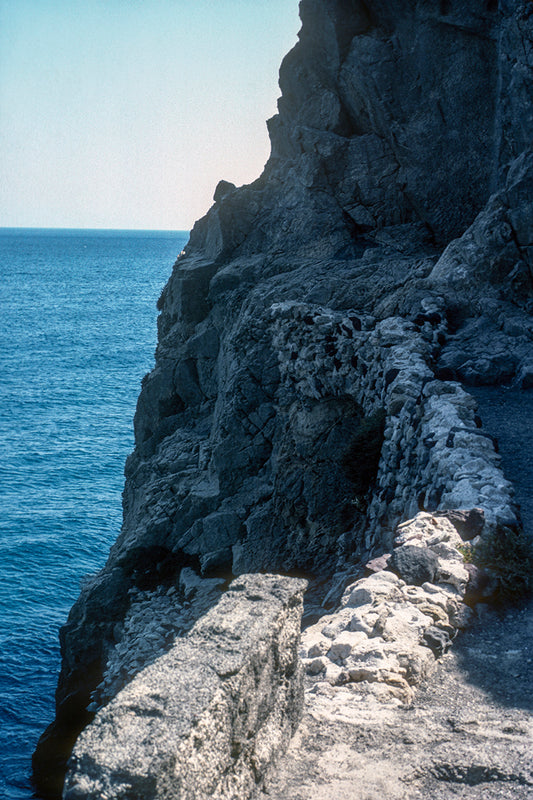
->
[299,513,473,703]
[63,575,306,800]
[34,1,533,797]
[260,600,533,800]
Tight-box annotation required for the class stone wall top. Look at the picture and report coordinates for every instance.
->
[63,575,307,800]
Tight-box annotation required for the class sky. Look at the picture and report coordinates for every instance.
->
[0,0,301,231]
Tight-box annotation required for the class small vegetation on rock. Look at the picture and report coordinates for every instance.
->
[457,542,475,563]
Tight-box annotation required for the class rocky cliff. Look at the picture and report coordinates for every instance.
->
[33,1,533,798]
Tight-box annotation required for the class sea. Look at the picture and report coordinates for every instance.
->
[0,228,189,799]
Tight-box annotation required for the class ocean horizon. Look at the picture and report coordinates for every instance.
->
[0,227,186,235]
[0,227,189,798]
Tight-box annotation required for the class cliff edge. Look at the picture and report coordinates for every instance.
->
[33,1,533,797]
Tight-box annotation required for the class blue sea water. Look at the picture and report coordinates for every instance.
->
[0,228,188,799]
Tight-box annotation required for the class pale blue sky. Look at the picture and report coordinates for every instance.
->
[0,1,300,230]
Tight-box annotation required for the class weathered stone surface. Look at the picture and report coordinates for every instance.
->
[299,511,485,704]
[88,571,225,710]
[365,553,391,574]
[261,600,533,800]
[63,575,306,800]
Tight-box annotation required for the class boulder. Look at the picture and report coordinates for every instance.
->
[423,626,453,656]
[388,545,439,586]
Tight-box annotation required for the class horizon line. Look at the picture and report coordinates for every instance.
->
[0,225,190,234]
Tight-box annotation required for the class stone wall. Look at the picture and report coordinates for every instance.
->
[270,299,517,558]
[300,512,475,702]
[62,575,306,800]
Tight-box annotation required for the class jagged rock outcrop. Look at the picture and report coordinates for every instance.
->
[34,1,533,797]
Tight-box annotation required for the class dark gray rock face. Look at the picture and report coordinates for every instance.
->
[34,1,533,797]
[273,0,498,244]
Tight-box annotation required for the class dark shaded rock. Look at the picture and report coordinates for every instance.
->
[423,626,453,656]
[473,524,533,604]
[430,150,533,308]
[435,508,485,541]
[428,762,529,786]
[384,368,400,388]
[519,362,533,389]
[117,545,193,590]
[213,180,237,203]
[31,706,94,800]
[342,407,386,497]
[448,602,476,630]
[463,563,493,606]
[388,545,439,586]
[274,0,500,245]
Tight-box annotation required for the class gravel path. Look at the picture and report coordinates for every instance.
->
[470,387,533,536]
[262,602,533,800]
